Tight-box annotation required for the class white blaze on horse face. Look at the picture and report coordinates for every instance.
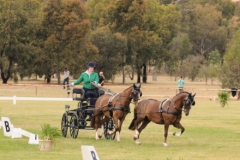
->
[138,93,141,100]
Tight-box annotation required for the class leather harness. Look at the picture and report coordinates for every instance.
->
[106,93,131,117]
[159,99,182,123]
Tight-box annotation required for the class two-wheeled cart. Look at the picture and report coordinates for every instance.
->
[61,87,115,139]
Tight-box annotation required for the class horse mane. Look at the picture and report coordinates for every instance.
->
[122,85,133,93]
[174,91,190,98]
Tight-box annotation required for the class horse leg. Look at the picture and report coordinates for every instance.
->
[128,109,137,130]
[109,117,121,142]
[98,116,110,139]
[163,124,170,147]
[172,122,185,137]
[133,118,150,145]
[98,125,104,138]
[115,116,126,142]
[94,116,101,140]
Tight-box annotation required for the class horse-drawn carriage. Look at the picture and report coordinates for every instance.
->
[61,86,116,140]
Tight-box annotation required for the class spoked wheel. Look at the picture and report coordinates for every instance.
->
[70,113,79,139]
[104,119,115,140]
[61,113,68,137]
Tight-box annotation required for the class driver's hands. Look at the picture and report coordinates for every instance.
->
[91,81,99,87]
[69,82,74,86]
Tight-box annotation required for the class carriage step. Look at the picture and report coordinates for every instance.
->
[86,118,91,121]
[84,126,94,130]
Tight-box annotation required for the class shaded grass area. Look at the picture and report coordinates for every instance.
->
[1,99,240,160]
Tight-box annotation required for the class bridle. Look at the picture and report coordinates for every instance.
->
[130,87,142,103]
[160,93,195,116]
[183,95,196,110]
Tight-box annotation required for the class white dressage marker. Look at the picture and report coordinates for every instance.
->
[18,128,33,138]
[18,128,39,144]
[28,134,39,144]
[1,117,39,144]
[1,117,14,137]
[81,145,100,160]
[11,128,22,138]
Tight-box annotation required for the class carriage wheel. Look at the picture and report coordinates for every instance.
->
[103,119,115,140]
[61,113,68,137]
[70,113,79,139]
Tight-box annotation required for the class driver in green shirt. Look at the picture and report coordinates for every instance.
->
[70,62,99,99]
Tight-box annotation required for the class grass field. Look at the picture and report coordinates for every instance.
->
[0,75,240,160]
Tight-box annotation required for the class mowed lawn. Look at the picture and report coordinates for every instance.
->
[0,75,240,160]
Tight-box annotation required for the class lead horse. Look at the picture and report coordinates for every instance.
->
[91,83,142,142]
[128,91,196,146]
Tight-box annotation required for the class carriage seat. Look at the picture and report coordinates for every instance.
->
[72,88,85,101]
[98,89,105,97]
[73,88,105,101]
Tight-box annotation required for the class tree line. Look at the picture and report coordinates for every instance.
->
[0,0,240,88]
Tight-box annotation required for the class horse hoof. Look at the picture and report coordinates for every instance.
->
[133,137,138,141]
[173,132,181,137]
[98,135,102,139]
[135,141,141,145]
[163,143,168,147]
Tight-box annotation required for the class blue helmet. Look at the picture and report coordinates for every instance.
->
[87,62,95,68]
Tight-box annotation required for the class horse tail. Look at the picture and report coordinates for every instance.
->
[91,98,100,128]
[90,114,95,128]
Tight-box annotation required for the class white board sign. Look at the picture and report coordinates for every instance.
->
[81,145,100,160]
[1,117,14,137]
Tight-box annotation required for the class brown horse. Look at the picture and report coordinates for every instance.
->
[128,91,196,146]
[91,83,142,142]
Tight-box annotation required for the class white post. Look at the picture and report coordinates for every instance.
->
[13,95,16,105]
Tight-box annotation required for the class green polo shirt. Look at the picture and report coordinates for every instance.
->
[73,71,99,89]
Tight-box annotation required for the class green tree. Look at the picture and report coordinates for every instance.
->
[189,4,228,58]
[0,0,41,83]
[183,55,204,81]
[146,3,181,81]
[90,26,126,81]
[219,29,240,88]
[88,0,148,83]
[167,33,192,77]
[38,0,96,83]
